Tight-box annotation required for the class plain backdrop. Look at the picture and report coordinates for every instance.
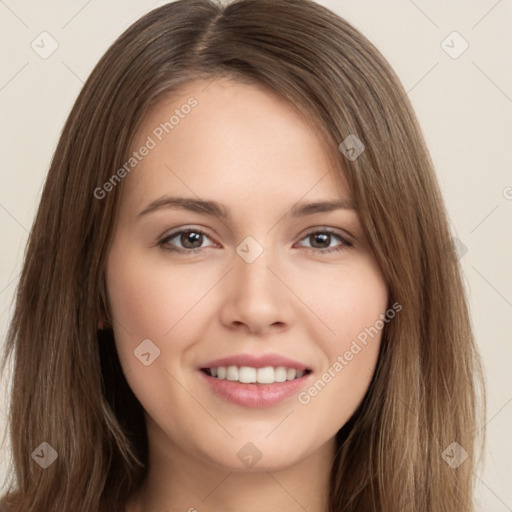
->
[0,0,511,509]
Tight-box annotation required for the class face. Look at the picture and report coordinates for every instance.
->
[105,77,388,472]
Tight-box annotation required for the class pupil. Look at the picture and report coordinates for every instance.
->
[182,231,202,249]
[312,233,329,248]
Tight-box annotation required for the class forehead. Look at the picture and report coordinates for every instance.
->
[120,78,349,214]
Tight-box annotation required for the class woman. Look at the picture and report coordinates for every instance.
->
[0,0,486,510]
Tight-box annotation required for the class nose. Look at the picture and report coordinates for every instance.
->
[218,243,295,336]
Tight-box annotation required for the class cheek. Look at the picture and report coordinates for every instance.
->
[294,255,388,348]
[292,256,388,423]
[104,244,213,431]
[328,260,388,378]
[106,260,168,340]
[104,243,205,364]
[107,220,215,320]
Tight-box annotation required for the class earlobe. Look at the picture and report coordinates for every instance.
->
[97,321,112,330]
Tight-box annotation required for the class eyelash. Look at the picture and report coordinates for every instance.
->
[157,227,353,255]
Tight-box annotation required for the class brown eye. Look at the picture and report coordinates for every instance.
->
[309,232,331,249]
[158,228,215,253]
[179,230,204,249]
[297,229,352,254]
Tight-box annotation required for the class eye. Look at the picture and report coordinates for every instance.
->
[295,229,353,254]
[157,227,353,255]
[158,227,217,253]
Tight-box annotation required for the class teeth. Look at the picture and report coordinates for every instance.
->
[207,365,307,384]
[286,368,297,380]
[274,367,287,382]
[257,366,275,384]
[239,366,256,383]
[226,365,238,381]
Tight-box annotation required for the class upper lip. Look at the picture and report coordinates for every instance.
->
[200,353,310,371]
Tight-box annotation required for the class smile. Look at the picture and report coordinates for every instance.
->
[202,366,310,384]
[198,353,313,407]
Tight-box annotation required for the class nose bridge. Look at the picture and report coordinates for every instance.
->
[236,233,268,264]
[234,234,277,290]
[220,233,293,333]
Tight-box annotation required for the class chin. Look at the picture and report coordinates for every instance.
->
[191,434,318,473]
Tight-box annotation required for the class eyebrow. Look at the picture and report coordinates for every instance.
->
[137,195,357,220]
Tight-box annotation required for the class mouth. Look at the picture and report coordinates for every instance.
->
[201,366,312,384]
[198,353,314,407]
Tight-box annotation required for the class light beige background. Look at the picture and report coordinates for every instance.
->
[1,0,511,509]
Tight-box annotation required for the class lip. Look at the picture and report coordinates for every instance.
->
[200,353,310,371]
[198,370,312,408]
[198,353,312,408]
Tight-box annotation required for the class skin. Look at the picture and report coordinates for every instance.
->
[105,77,388,512]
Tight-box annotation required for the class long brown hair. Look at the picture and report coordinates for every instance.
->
[0,0,486,510]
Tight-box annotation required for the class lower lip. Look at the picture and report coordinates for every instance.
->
[199,371,311,408]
